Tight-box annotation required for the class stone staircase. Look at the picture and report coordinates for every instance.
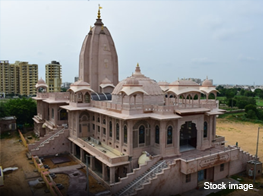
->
[114,160,168,196]
[29,127,66,152]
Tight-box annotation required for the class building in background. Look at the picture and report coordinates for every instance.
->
[0,60,38,96]
[45,61,62,92]
[61,82,72,89]
[74,76,79,82]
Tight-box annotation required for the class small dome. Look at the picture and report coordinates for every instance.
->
[125,77,140,85]
[38,77,46,84]
[170,79,199,86]
[112,64,163,96]
[202,79,213,87]
[101,77,113,84]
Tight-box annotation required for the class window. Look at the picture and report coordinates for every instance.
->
[204,122,207,138]
[139,125,145,144]
[103,119,106,124]
[51,108,54,119]
[59,109,67,120]
[167,126,173,144]
[97,117,100,123]
[109,121,112,137]
[186,174,191,183]
[84,94,90,103]
[155,125,159,144]
[220,164,224,172]
[124,125,127,143]
[103,128,106,135]
[98,126,100,132]
[79,124,82,133]
[93,124,95,130]
[116,123,119,140]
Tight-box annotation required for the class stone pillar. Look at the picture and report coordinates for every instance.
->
[80,148,84,163]
[119,120,123,152]
[90,156,95,171]
[160,121,166,155]
[127,121,133,155]
[71,142,75,155]
[102,163,108,181]
[110,167,116,184]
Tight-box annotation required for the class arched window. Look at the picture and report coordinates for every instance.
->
[124,125,127,144]
[167,126,173,144]
[84,93,90,103]
[116,123,119,140]
[155,125,159,144]
[109,121,112,137]
[59,109,68,120]
[204,121,207,138]
[103,119,106,124]
[97,117,100,123]
[139,125,145,144]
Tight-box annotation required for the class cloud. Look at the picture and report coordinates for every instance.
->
[191,57,215,65]
[212,28,237,41]
[238,55,258,62]
[198,16,223,30]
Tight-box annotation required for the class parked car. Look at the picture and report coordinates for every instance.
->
[56,183,64,190]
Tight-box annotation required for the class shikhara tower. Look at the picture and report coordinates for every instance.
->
[79,7,118,93]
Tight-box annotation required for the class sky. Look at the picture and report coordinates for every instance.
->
[1,0,263,85]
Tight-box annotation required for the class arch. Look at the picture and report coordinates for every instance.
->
[97,117,100,123]
[103,118,106,124]
[84,92,91,103]
[116,123,119,140]
[155,125,160,144]
[180,121,197,152]
[59,109,68,120]
[139,125,145,144]
[167,126,173,144]
[133,120,149,129]
[208,92,216,99]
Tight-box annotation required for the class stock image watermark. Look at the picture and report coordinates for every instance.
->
[204,182,254,191]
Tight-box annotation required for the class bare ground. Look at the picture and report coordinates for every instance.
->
[217,119,263,161]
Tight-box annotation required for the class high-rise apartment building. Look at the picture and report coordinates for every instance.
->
[45,61,62,92]
[0,60,38,96]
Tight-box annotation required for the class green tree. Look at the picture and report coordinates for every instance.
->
[244,104,257,113]
[4,98,37,125]
[246,110,258,120]
[235,96,256,109]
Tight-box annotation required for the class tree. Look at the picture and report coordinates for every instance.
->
[246,110,258,120]
[245,104,257,113]
[4,98,37,125]
[235,96,256,109]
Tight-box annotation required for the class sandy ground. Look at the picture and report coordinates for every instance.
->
[0,131,108,196]
[217,119,263,161]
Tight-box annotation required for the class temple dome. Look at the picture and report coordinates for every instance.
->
[68,80,94,93]
[35,77,48,89]
[101,77,113,84]
[112,64,163,96]
[202,79,213,87]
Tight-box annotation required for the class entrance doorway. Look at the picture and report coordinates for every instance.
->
[180,121,197,152]
[198,170,205,182]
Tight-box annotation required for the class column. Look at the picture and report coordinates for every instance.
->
[119,120,123,152]
[127,120,133,155]
[160,121,166,155]
[71,142,76,155]
[90,156,95,170]
[102,163,108,181]
[110,167,116,184]
[80,148,84,163]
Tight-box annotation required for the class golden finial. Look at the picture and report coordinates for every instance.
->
[101,25,104,30]
[137,63,139,67]
[97,4,102,19]
[90,26,92,31]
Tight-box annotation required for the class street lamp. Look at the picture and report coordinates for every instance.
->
[86,154,95,196]
[253,127,263,185]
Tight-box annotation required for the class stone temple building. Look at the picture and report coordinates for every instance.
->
[30,8,255,196]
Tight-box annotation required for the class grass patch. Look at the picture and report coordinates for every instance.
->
[218,112,263,125]
[0,130,19,139]
[256,99,263,107]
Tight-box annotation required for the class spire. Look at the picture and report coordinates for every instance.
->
[95,4,104,26]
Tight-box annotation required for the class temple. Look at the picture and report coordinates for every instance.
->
[30,8,255,196]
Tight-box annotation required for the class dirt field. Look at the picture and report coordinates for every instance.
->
[0,131,107,196]
[217,119,263,161]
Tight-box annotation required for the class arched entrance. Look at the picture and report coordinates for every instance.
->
[180,121,197,152]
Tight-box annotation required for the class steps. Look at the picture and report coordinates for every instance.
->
[115,160,168,196]
[30,127,66,152]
